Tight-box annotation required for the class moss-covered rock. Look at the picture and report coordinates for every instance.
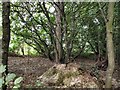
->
[38,63,99,88]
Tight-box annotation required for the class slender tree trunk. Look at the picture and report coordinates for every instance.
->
[21,47,24,55]
[0,39,2,65]
[65,7,75,63]
[64,12,69,63]
[0,39,2,90]
[2,1,10,90]
[2,1,10,74]
[105,2,115,88]
[54,2,64,63]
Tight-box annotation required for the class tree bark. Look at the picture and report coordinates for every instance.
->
[0,39,2,65]
[54,2,64,63]
[105,2,115,88]
[2,1,10,74]
[0,39,2,90]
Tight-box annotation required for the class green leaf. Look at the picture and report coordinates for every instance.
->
[0,77,4,88]
[5,73,16,85]
[13,84,20,88]
[0,65,6,73]
[14,77,23,85]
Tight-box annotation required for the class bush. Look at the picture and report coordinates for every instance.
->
[0,64,23,89]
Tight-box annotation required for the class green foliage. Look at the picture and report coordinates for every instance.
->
[0,65,6,73]
[0,65,23,89]
[0,77,4,88]
[9,2,118,62]
[14,77,23,85]
[80,53,94,59]
[5,73,16,85]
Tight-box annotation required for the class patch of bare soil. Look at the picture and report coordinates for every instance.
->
[8,56,54,87]
[8,56,120,88]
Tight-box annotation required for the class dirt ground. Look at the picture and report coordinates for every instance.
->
[8,56,54,87]
[8,56,120,88]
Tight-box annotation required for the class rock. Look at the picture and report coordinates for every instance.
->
[64,75,98,88]
[37,63,99,88]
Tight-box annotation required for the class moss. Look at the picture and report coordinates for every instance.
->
[56,71,64,86]
[64,71,80,78]
[43,67,57,77]
[54,70,80,86]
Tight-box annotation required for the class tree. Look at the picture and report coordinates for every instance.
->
[2,1,10,74]
[10,2,116,68]
[54,2,64,63]
[1,1,10,89]
[105,2,115,88]
[10,2,84,63]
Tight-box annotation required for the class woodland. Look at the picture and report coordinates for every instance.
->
[0,1,120,89]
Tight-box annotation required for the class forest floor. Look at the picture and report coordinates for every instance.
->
[8,56,120,88]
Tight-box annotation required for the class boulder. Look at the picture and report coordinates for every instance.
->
[38,63,99,88]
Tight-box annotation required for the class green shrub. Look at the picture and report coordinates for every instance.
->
[0,64,23,89]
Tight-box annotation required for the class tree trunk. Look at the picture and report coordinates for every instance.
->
[2,1,10,74]
[0,39,2,90]
[0,39,2,65]
[105,2,115,88]
[2,1,10,90]
[54,2,64,63]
